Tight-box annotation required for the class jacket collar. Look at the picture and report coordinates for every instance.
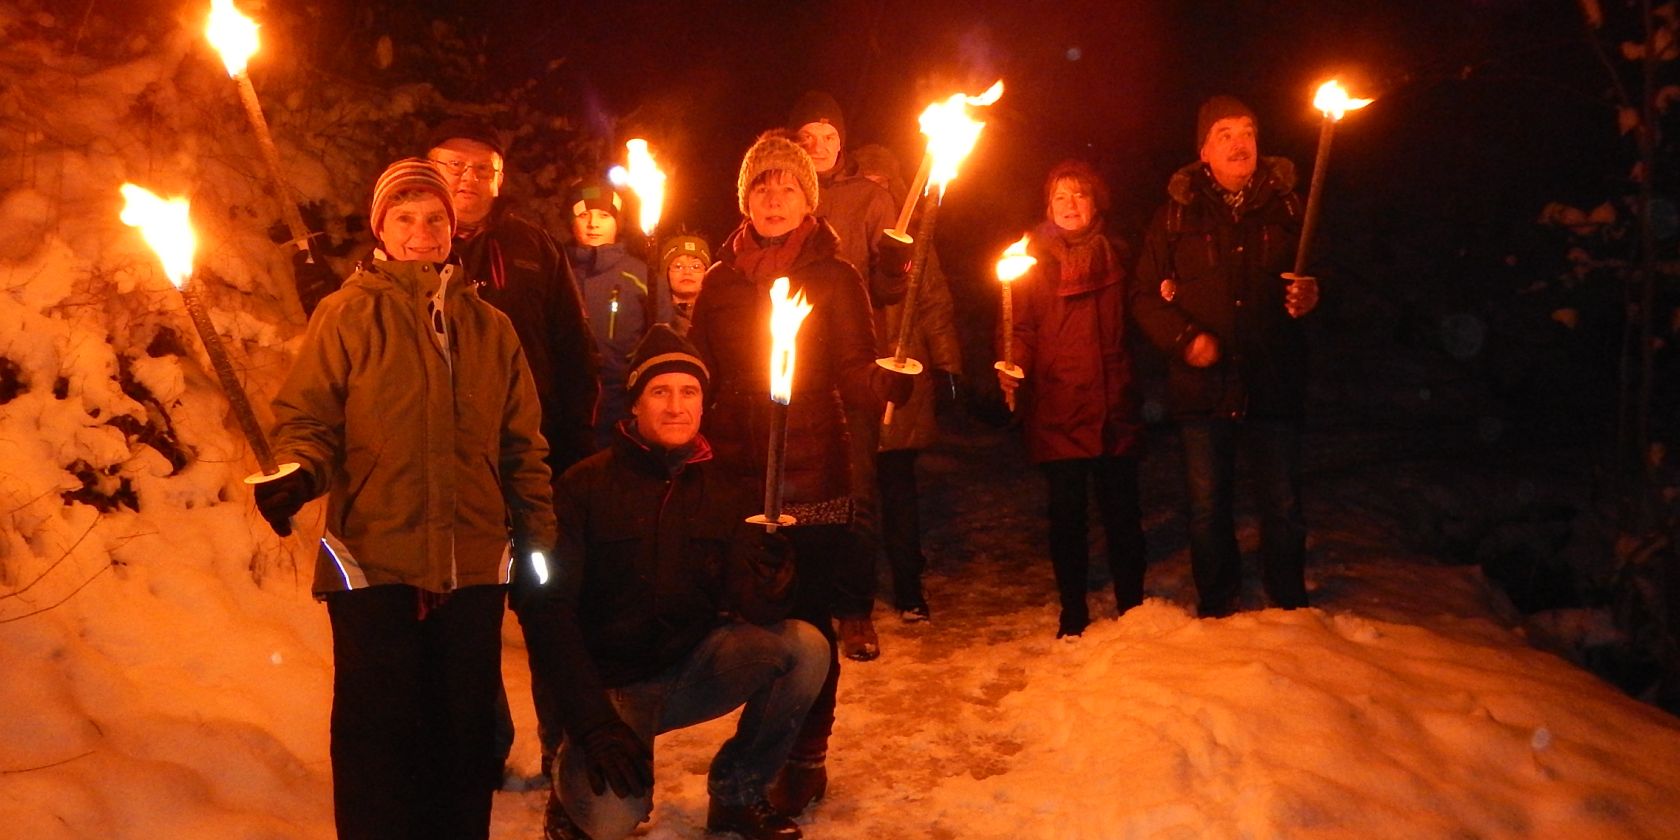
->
[352,253,464,300]
[1166,156,1297,209]
[566,240,628,273]
[612,421,715,477]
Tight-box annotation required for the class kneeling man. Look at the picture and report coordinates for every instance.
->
[513,325,829,840]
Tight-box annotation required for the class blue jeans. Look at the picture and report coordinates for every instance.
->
[1179,417,1308,613]
[555,620,830,839]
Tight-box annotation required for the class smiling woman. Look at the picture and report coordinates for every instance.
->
[260,156,557,840]
[686,131,918,821]
[369,158,457,261]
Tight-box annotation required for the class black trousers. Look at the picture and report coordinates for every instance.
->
[326,584,506,840]
[785,524,849,762]
[876,448,928,611]
[1039,455,1147,632]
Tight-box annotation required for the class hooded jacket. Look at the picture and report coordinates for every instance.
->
[689,219,885,505]
[271,256,557,595]
[1131,157,1308,420]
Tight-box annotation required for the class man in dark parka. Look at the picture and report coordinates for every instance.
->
[1130,96,1321,618]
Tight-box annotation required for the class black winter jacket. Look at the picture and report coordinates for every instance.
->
[1131,157,1310,420]
[519,426,795,737]
[459,201,601,475]
[689,219,887,505]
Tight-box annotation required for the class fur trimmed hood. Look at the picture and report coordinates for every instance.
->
[1166,156,1297,206]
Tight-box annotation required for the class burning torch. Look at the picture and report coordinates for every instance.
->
[1293,79,1372,278]
[993,234,1034,412]
[205,0,312,260]
[609,138,668,323]
[878,81,1003,425]
[747,277,814,533]
[119,184,300,489]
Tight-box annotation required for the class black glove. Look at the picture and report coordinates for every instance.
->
[507,542,554,612]
[758,530,794,567]
[292,239,343,318]
[875,231,914,278]
[253,469,313,537]
[877,366,915,407]
[580,719,653,799]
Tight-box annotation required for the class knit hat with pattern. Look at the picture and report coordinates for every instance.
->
[370,157,456,240]
[625,323,710,402]
[736,132,819,216]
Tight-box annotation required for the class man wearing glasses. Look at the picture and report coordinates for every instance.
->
[426,118,602,782]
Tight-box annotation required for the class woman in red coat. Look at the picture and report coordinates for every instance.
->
[998,160,1146,639]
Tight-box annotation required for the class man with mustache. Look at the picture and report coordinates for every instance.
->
[1131,95,1321,619]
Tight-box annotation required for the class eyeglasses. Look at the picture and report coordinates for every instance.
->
[429,158,502,180]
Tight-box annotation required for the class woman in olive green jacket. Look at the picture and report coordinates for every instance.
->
[258,158,556,840]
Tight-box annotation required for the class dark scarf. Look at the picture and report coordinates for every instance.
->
[730,216,818,285]
[1036,218,1120,297]
[1200,163,1254,214]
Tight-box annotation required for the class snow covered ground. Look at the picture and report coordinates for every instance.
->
[483,425,1680,839]
[4,5,1680,838]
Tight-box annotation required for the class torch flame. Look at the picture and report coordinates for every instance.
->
[622,138,667,235]
[206,0,260,78]
[995,235,1035,283]
[1312,80,1372,122]
[119,184,197,289]
[767,276,813,405]
[919,80,1003,196]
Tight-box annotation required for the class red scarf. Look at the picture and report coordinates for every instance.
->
[731,216,818,285]
[1036,218,1120,296]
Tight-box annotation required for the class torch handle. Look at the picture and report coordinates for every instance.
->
[763,400,789,529]
[1293,118,1335,277]
[181,285,280,475]
[1000,281,1014,368]
[889,195,941,364]
[234,73,310,250]
[889,153,933,239]
[647,233,663,325]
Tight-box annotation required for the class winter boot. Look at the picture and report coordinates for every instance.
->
[837,615,880,661]
[706,797,802,839]
[766,756,827,817]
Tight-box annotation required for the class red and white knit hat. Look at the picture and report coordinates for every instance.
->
[370,157,456,238]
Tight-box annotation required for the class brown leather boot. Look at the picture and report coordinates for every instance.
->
[836,615,879,661]
[765,757,827,817]
[705,797,801,839]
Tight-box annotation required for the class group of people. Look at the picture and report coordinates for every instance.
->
[249,90,1319,840]
[1001,95,1320,638]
